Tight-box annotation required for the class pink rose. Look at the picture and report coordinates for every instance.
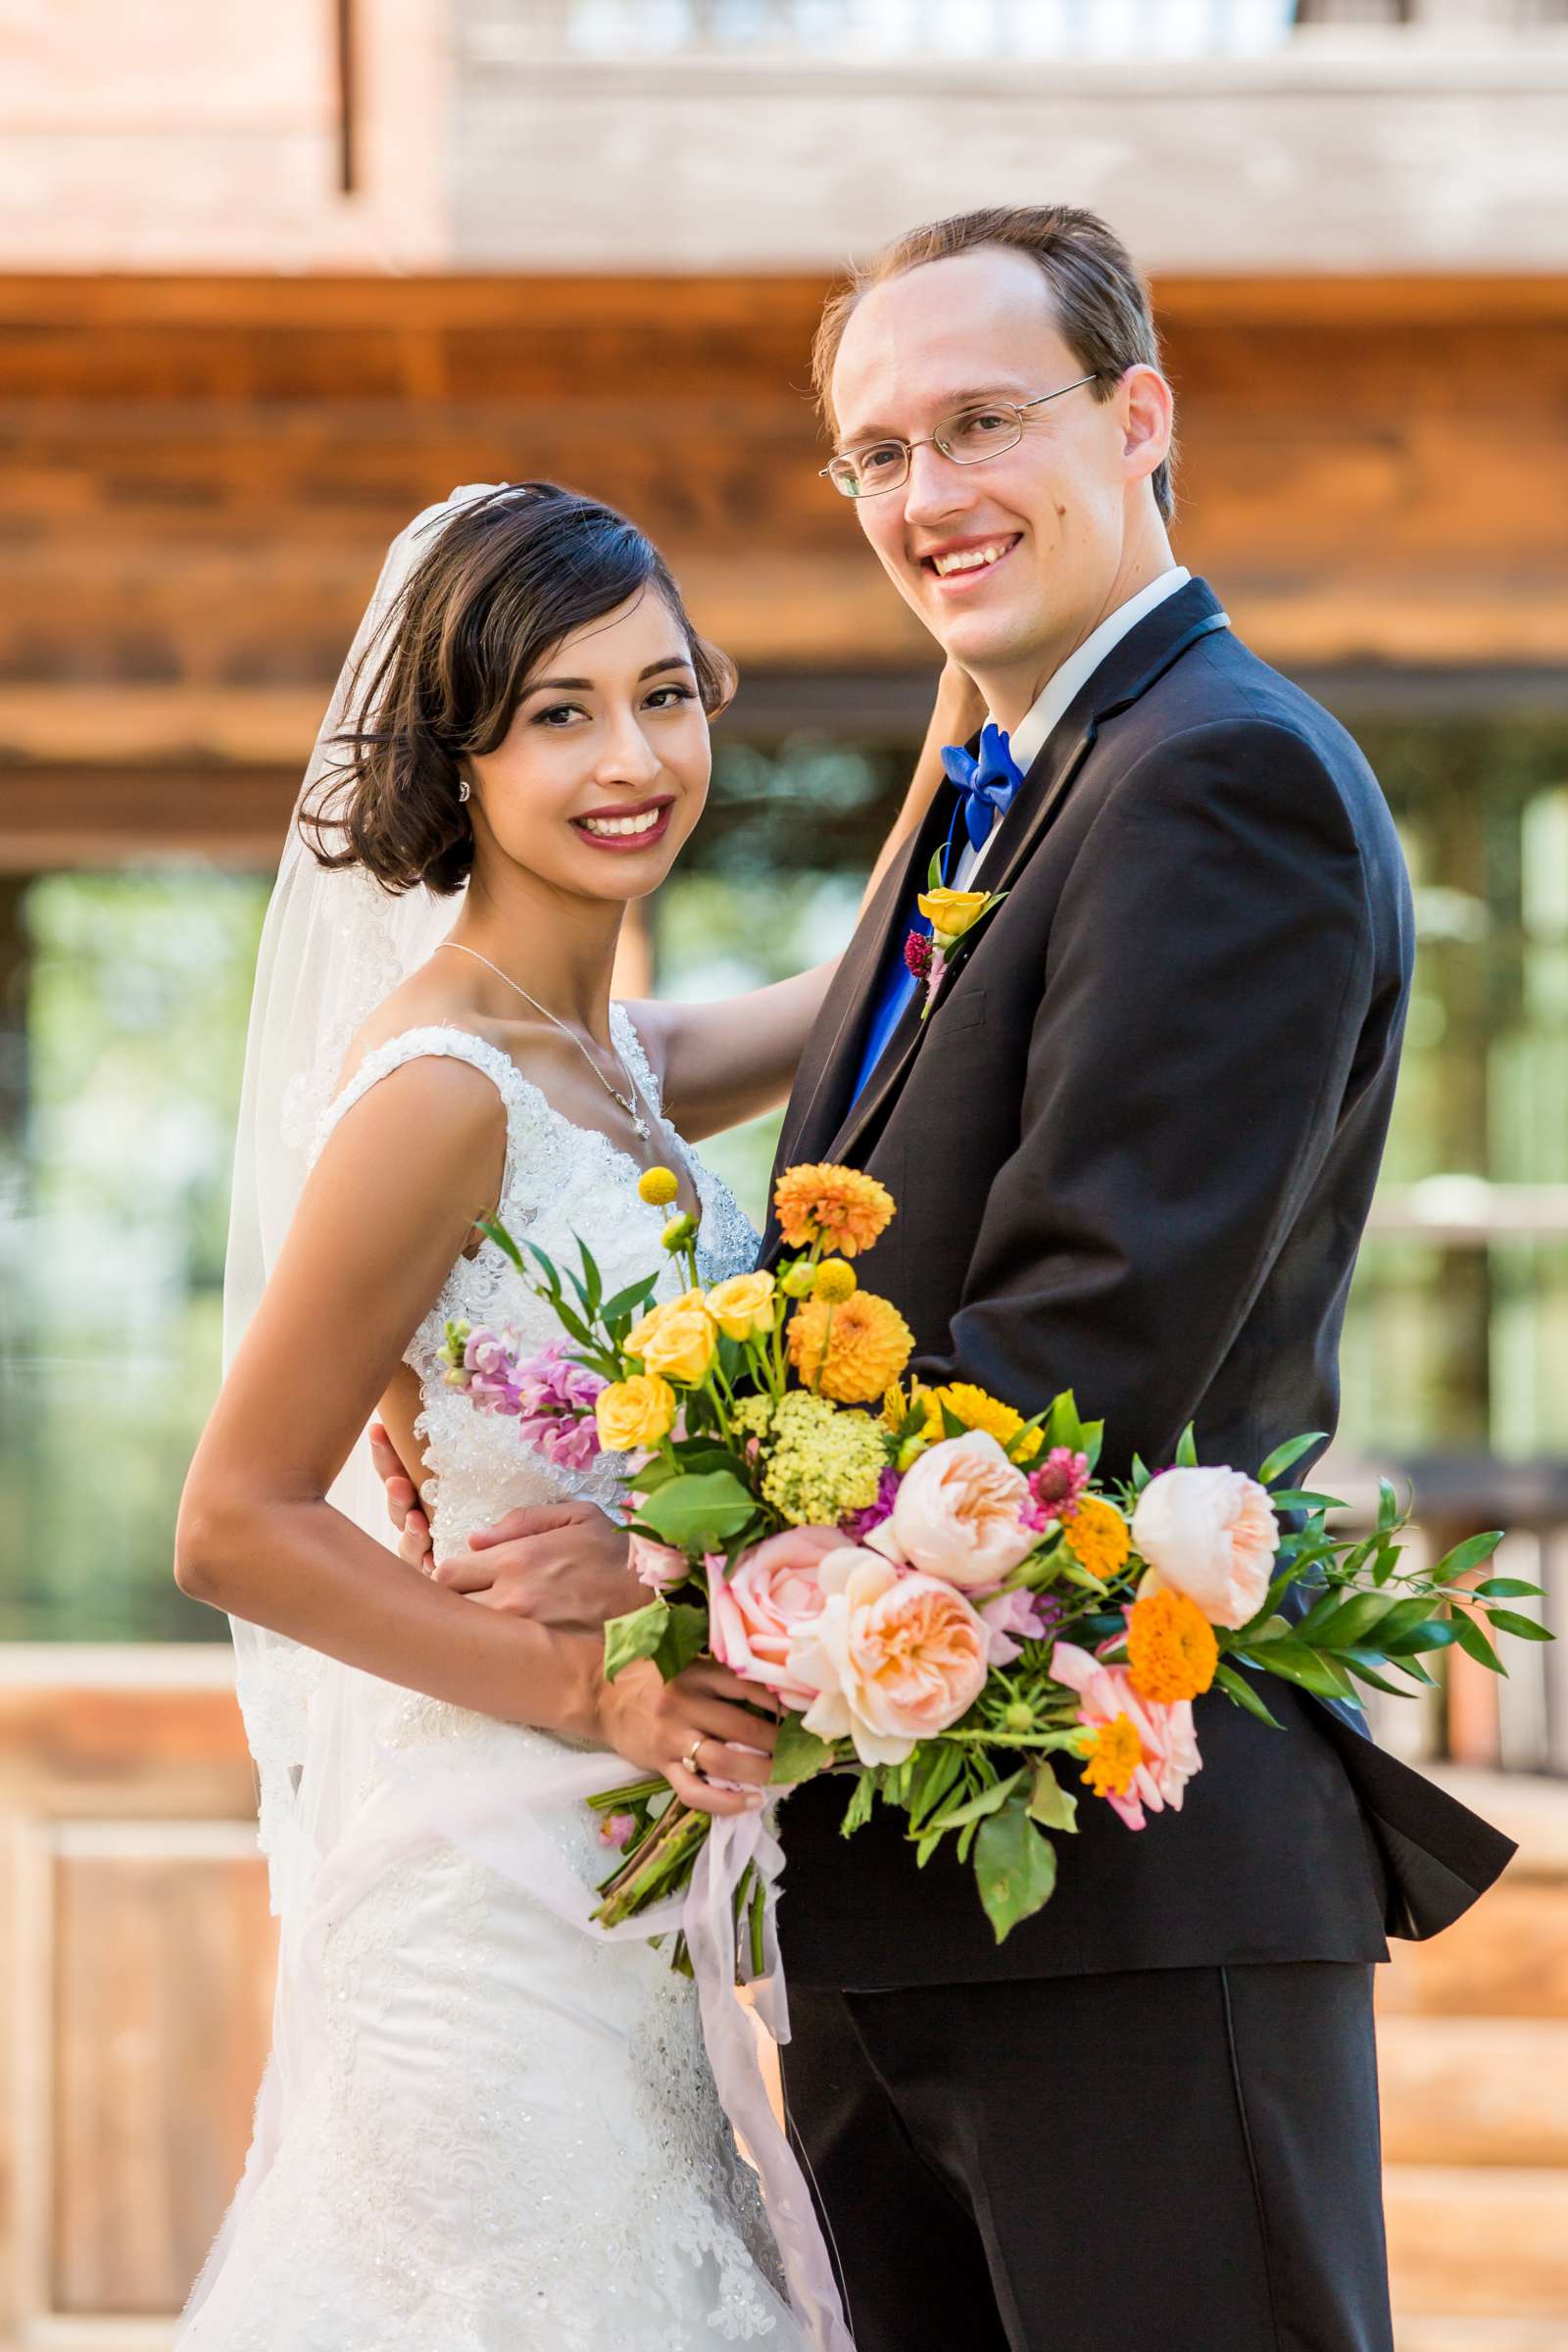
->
[1131,1466,1279,1630]
[628,1533,688,1592]
[1050,1639,1202,1831]
[709,1525,839,1710]
[787,1548,989,1767]
[872,1430,1035,1591]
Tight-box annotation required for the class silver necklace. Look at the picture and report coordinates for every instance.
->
[438,942,652,1140]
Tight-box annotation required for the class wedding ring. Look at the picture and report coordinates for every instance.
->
[681,1738,708,1778]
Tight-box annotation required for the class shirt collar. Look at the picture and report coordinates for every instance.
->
[997,566,1191,778]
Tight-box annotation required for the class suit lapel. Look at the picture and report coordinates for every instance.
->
[822,580,1233,1168]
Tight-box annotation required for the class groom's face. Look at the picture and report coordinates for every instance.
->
[829,249,1135,686]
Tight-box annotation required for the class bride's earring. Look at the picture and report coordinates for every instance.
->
[458,779,471,804]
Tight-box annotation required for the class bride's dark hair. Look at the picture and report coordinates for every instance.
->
[302,482,736,897]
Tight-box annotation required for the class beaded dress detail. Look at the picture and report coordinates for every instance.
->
[176,1017,798,2351]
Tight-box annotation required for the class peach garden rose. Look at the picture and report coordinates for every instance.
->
[873,1429,1036,1591]
[787,1547,990,1767]
[1130,1465,1278,1630]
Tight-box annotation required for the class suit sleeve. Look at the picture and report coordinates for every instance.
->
[911,716,1374,1472]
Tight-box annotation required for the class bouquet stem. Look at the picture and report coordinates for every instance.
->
[594,1794,710,1929]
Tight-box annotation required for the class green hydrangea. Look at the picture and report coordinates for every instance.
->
[760,1392,884,1528]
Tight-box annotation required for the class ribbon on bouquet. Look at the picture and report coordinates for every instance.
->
[684,1809,856,2352]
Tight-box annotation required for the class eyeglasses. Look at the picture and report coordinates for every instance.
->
[821,375,1102,501]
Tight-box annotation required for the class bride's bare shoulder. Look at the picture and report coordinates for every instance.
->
[334,955,509,1096]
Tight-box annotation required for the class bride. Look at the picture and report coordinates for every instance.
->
[173,482,970,2349]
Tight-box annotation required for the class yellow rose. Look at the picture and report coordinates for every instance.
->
[916,888,991,944]
[706,1271,777,1343]
[624,1289,706,1358]
[640,1302,719,1388]
[595,1373,677,1452]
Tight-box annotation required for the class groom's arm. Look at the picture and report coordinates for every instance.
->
[910,716,1380,1476]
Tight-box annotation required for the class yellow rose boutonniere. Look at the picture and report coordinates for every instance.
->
[917,887,993,944]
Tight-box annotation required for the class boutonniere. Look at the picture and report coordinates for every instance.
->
[905,853,1006,1020]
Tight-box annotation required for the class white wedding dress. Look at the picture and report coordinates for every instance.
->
[178,1015,807,2351]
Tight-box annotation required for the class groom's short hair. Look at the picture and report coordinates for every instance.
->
[812,205,1175,522]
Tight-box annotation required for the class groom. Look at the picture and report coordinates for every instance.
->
[380,207,1515,2348]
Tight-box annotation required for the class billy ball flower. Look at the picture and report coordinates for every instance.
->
[662,1212,700,1253]
[812,1258,858,1304]
[787,1290,913,1404]
[772,1162,895,1259]
[637,1166,680,1208]
[1125,1588,1219,1706]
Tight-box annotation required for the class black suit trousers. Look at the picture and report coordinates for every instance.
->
[781,1960,1393,2352]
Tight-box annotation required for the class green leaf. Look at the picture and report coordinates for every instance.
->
[1339,1648,1417,1699]
[1080,1417,1104,1473]
[974,1800,1058,1943]
[770,1714,837,1787]
[1432,1531,1504,1582]
[1309,1589,1408,1650]
[906,1743,965,1829]
[1237,1638,1354,1701]
[602,1271,661,1328]
[1486,1608,1553,1644]
[603,1600,672,1684]
[1268,1489,1348,1514]
[1471,1577,1545,1600]
[1174,1422,1199,1469]
[926,1768,1025,1837]
[1214,1661,1286,1730]
[637,1471,757,1552]
[1377,1478,1402,1533]
[841,1773,878,1838]
[1026,1759,1079,1835]
[1257,1432,1326,1488]
[940,1404,967,1442]
[574,1239,604,1319]
[653,1601,710,1682]
[1046,1392,1089,1454]
[476,1213,530,1277]
[1381,1618,1461,1656]
[1129,1452,1153,1494]
[927,846,945,892]
[1450,1611,1507,1677]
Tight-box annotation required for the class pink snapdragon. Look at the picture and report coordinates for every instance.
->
[514,1338,607,1470]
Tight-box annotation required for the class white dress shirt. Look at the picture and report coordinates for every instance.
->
[953,566,1190,891]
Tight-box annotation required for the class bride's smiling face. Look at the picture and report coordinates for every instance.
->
[464,589,712,904]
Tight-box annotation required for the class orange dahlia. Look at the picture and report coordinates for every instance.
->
[772,1162,895,1258]
[1062,1494,1131,1581]
[1126,1588,1219,1704]
[787,1291,913,1404]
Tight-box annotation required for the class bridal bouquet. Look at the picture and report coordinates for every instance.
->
[437,1161,1538,1956]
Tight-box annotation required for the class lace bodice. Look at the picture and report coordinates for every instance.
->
[314,1008,760,1558]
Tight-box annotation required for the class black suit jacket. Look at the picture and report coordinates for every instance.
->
[763,577,1515,1988]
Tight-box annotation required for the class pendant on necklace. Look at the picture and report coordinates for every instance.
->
[633,1114,650,1140]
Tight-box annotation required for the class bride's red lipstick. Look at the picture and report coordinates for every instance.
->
[569,796,675,853]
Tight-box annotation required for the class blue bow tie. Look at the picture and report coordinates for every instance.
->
[940,721,1025,853]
